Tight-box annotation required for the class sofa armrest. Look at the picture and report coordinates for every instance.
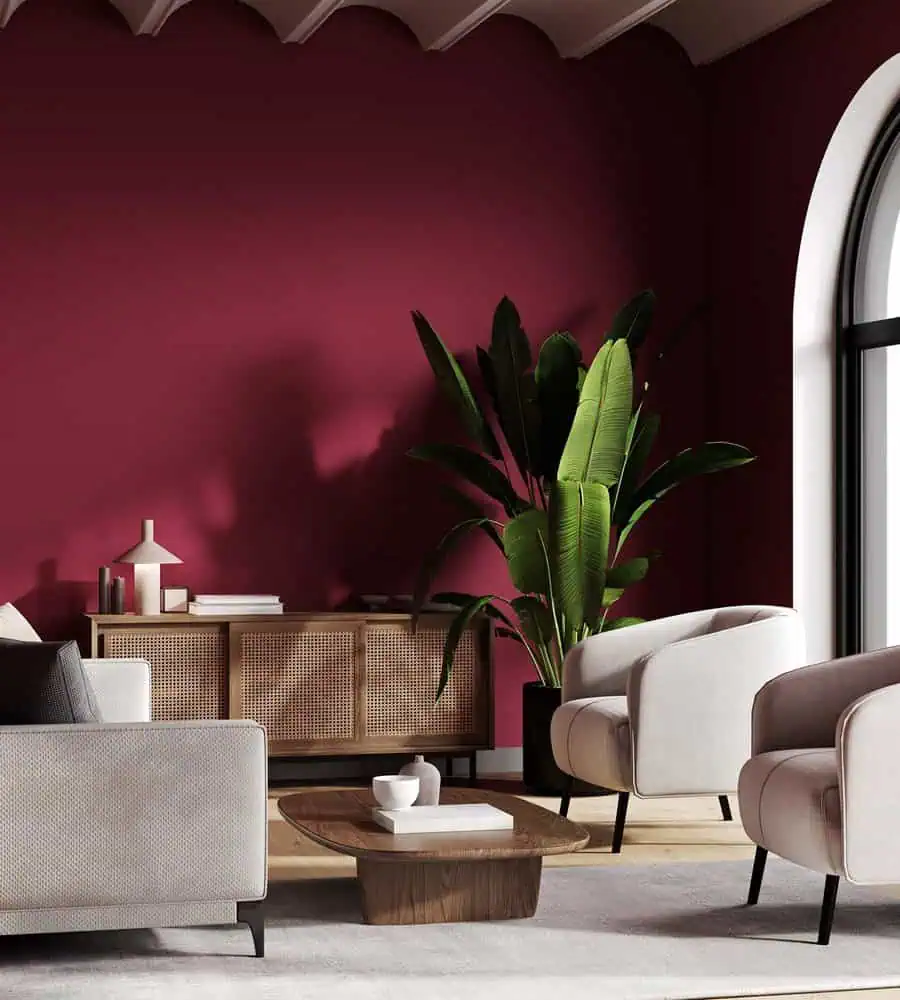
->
[83,658,151,722]
[838,682,900,883]
[0,720,267,910]
[626,613,805,796]
[561,609,720,701]
[752,646,900,754]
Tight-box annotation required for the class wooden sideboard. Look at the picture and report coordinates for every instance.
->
[86,612,493,759]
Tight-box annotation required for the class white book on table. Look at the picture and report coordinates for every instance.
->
[188,602,284,616]
[192,594,281,605]
[372,803,514,834]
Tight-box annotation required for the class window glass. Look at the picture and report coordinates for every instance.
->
[855,133,900,323]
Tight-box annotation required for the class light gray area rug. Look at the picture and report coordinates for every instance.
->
[3,859,900,1000]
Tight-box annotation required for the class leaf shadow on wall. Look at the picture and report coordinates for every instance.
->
[206,354,476,611]
[14,559,93,641]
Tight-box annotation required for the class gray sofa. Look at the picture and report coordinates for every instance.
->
[0,612,268,956]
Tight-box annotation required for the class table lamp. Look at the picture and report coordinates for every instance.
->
[114,518,182,616]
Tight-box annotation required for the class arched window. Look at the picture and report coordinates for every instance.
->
[839,106,900,654]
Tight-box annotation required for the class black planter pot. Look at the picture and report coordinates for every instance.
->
[521,682,570,795]
[521,681,612,797]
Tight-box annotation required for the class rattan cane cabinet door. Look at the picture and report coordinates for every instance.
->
[237,623,358,751]
[102,626,228,721]
[364,624,482,741]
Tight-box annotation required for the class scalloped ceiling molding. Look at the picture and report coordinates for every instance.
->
[107,0,192,34]
[503,0,680,59]
[2,0,837,64]
[0,0,27,28]
[650,0,836,65]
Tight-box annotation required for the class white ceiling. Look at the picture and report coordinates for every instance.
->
[2,0,836,64]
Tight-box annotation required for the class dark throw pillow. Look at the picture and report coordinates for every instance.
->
[0,639,102,724]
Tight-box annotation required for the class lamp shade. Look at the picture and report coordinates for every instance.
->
[114,519,182,566]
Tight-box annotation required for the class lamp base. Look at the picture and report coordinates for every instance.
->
[133,564,161,616]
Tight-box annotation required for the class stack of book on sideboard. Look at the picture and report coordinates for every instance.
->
[187,595,283,616]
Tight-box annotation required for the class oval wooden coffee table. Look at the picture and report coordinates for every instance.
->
[278,787,589,925]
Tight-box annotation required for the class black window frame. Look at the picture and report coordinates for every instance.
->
[838,104,900,655]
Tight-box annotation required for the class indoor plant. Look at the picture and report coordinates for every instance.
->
[410,291,755,792]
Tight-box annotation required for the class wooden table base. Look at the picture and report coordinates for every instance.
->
[357,856,542,925]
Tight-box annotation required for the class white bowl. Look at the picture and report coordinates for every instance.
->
[372,774,419,810]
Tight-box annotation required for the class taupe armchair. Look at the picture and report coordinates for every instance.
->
[739,645,900,945]
[550,606,805,852]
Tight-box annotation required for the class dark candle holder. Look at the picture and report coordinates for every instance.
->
[111,577,126,615]
[98,566,111,614]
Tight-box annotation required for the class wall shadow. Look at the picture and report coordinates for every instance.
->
[14,559,93,641]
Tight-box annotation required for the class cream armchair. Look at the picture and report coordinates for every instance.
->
[550,606,805,852]
[739,645,900,945]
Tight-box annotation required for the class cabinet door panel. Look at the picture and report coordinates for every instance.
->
[103,627,227,721]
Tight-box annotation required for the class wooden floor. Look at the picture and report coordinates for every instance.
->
[267,782,898,1000]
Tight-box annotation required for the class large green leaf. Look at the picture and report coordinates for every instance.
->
[535,332,581,480]
[510,595,555,646]
[605,557,650,588]
[476,346,500,418]
[616,498,655,557]
[411,517,500,632]
[606,289,657,354]
[412,311,501,459]
[495,626,526,646]
[436,595,497,700]
[503,509,550,595]
[613,409,660,526]
[489,297,540,484]
[430,592,515,629]
[622,442,756,523]
[558,339,633,486]
[550,480,611,631]
[603,616,646,631]
[409,443,524,516]
[602,587,625,608]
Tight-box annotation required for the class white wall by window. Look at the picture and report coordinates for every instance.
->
[794,54,900,664]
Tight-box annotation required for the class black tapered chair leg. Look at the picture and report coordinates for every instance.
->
[718,795,733,822]
[747,846,768,905]
[611,792,630,854]
[559,774,573,818]
[237,901,265,957]
[818,875,840,945]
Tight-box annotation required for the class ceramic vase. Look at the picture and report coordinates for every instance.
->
[398,754,441,806]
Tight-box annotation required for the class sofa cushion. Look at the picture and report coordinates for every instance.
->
[0,603,41,642]
[550,696,632,792]
[0,639,102,724]
[738,748,842,876]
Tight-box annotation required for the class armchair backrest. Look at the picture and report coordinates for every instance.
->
[625,606,805,795]
[562,606,799,703]
[753,644,900,754]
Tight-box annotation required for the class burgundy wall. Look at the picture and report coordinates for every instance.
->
[0,0,707,746]
[703,0,900,609]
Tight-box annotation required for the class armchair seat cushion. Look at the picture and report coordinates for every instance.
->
[738,748,842,876]
[550,696,631,792]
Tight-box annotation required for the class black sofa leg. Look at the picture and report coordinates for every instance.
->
[818,875,840,945]
[611,792,630,854]
[237,901,265,957]
[718,795,733,822]
[559,774,573,818]
[747,846,768,905]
